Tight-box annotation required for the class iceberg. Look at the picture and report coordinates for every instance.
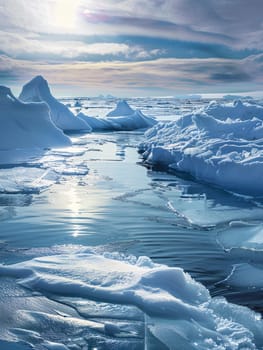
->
[19,76,91,132]
[0,86,71,159]
[0,249,262,349]
[203,99,263,121]
[78,100,157,131]
[140,100,263,196]
[106,99,135,117]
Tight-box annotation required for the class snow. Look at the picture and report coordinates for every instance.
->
[19,76,91,132]
[204,99,263,121]
[0,86,71,164]
[106,99,135,117]
[0,249,262,349]
[140,100,263,196]
[78,100,157,131]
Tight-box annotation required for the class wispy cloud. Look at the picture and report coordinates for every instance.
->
[80,0,263,49]
[0,31,163,61]
[2,54,263,96]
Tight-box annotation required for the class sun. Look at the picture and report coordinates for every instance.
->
[53,0,81,31]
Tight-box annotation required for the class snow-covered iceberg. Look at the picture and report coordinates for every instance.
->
[78,100,157,131]
[106,99,135,117]
[140,100,263,196]
[0,86,71,155]
[0,248,262,349]
[19,76,91,132]
[204,99,263,121]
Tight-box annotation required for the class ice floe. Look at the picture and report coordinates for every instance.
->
[224,263,263,289]
[19,76,91,132]
[0,248,262,349]
[140,99,263,196]
[217,221,263,289]
[78,100,157,131]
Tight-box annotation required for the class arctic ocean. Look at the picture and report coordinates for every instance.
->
[1,77,263,349]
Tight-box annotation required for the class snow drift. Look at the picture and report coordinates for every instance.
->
[140,100,263,196]
[0,248,262,350]
[19,76,91,132]
[78,100,156,131]
[0,86,71,154]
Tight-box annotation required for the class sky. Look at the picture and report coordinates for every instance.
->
[1,0,263,97]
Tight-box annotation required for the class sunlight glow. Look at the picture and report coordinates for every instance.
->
[67,187,81,216]
[54,0,81,30]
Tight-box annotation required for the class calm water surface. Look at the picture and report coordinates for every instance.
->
[1,131,262,307]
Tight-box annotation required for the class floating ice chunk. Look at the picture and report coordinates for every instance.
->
[140,103,263,196]
[42,341,70,350]
[224,263,263,289]
[19,76,91,132]
[107,109,157,130]
[218,223,263,252]
[78,101,156,131]
[106,100,135,117]
[0,250,262,349]
[0,86,71,155]
[0,167,58,194]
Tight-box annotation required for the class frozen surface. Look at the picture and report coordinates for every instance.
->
[0,86,71,164]
[224,263,263,289]
[0,248,263,350]
[217,222,263,291]
[78,100,157,131]
[140,99,263,196]
[19,76,91,132]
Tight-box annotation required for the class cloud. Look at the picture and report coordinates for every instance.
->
[0,31,164,61]
[1,0,263,50]
[1,54,262,96]
[1,0,263,95]
[79,0,263,49]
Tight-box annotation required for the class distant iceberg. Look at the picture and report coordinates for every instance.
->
[78,100,157,131]
[106,99,135,117]
[19,76,91,132]
[0,86,71,154]
[140,100,263,196]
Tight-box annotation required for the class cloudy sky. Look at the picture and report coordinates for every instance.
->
[1,0,263,97]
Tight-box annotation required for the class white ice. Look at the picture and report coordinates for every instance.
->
[19,76,91,132]
[0,249,262,349]
[0,86,71,152]
[78,100,157,131]
[140,99,263,196]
